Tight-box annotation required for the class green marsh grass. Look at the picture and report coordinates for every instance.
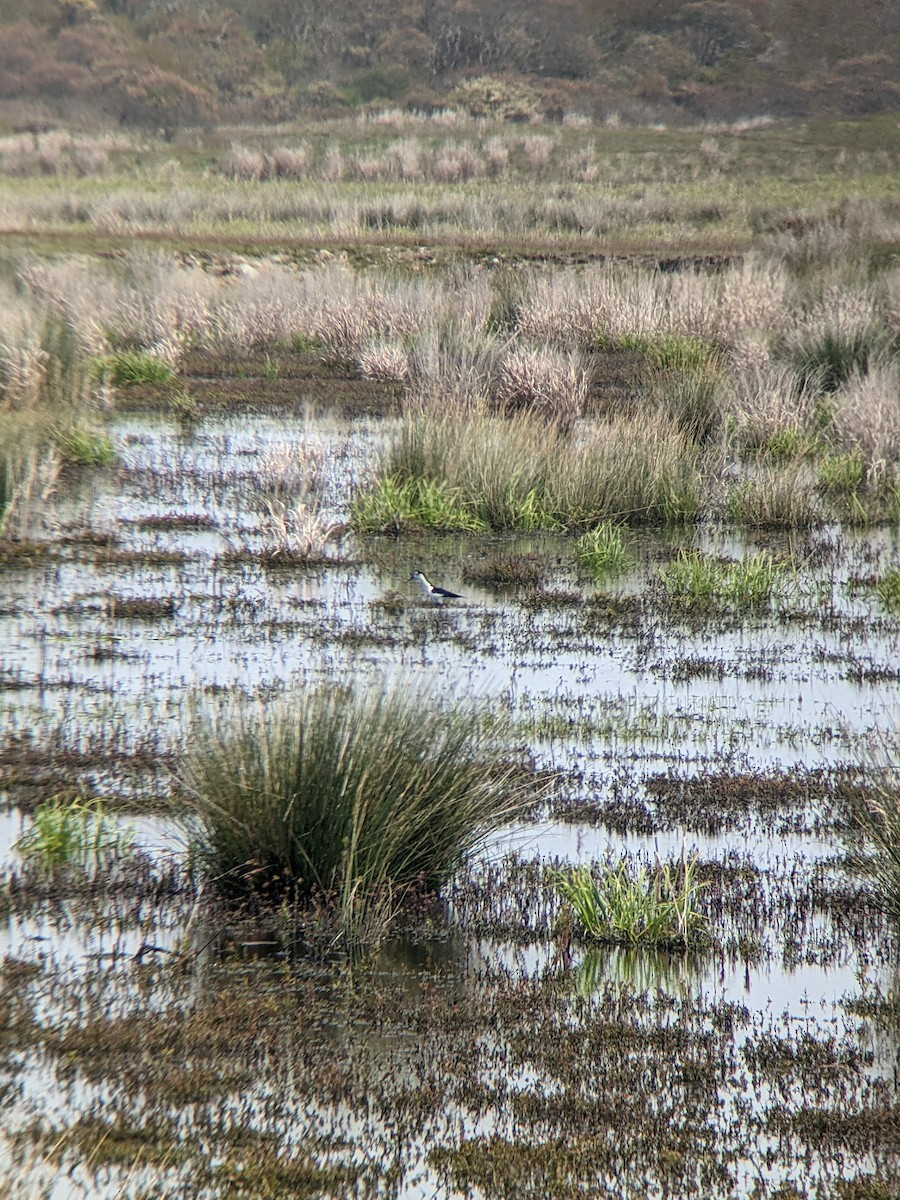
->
[783,325,892,394]
[16,796,133,872]
[54,426,115,467]
[351,474,488,534]
[875,569,900,614]
[661,549,786,612]
[373,409,700,532]
[575,522,630,581]
[97,349,175,386]
[180,685,536,946]
[551,856,706,948]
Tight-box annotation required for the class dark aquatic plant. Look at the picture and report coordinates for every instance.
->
[179,684,536,946]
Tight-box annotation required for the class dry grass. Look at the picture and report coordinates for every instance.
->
[831,362,900,472]
[727,463,822,528]
[725,360,817,451]
[495,345,589,424]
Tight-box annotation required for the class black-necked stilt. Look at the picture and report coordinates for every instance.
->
[410,570,463,602]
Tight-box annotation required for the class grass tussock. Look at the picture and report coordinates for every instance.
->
[727,463,822,529]
[551,855,707,948]
[179,685,536,945]
[96,349,176,386]
[16,796,133,873]
[849,744,900,919]
[575,522,630,581]
[1,313,100,534]
[660,549,788,612]
[362,408,700,533]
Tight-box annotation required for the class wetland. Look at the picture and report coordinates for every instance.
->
[1,111,900,1199]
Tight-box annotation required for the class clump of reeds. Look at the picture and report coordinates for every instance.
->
[830,362,900,473]
[0,311,100,534]
[848,732,900,918]
[495,345,589,426]
[96,349,175,386]
[726,463,821,529]
[551,854,706,948]
[725,359,818,453]
[358,339,410,385]
[778,286,891,392]
[179,685,536,946]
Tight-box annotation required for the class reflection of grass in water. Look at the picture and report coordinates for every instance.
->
[551,855,707,948]
[573,944,705,998]
[16,795,133,872]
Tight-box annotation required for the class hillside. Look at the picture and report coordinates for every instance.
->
[0,0,897,132]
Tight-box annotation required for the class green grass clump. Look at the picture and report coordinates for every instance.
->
[849,777,900,919]
[819,451,865,494]
[661,549,786,612]
[551,856,706,948]
[54,426,116,466]
[351,474,488,534]
[765,427,813,461]
[180,685,536,946]
[575,522,630,581]
[97,350,175,386]
[621,333,721,373]
[875,569,900,613]
[16,796,133,871]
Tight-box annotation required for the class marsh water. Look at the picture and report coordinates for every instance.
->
[2,407,900,1198]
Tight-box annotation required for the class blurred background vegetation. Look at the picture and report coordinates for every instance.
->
[0,0,896,135]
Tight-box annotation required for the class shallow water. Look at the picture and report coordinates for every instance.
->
[2,410,900,1197]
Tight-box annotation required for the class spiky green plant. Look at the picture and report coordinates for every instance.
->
[819,451,865,495]
[875,569,900,614]
[16,796,133,872]
[784,326,891,394]
[179,685,536,946]
[575,522,629,581]
[551,856,706,948]
[351,474,488,533]
[660,549,786,612]
[54,426,116,466]
[96,350,175,386]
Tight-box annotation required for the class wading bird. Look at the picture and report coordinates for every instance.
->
[409,570,463,603]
